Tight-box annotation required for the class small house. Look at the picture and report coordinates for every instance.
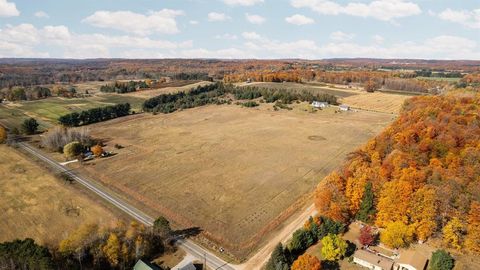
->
[311,101,329,108]
[339,104,350,111]
[353,249,394,270]
[394,250,427,270]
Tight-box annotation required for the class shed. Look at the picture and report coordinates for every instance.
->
[353,249,394,270]
[339,104,350,111]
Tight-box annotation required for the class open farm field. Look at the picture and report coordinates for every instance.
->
[0,145,120,245]
[73,103,393,259]
[339,91,412,114]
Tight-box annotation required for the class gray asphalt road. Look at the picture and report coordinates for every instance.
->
[17,141,237,270]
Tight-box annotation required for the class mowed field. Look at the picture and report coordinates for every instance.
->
[0,145,120,245]
[75,104,394,259]
[339,91,412,114]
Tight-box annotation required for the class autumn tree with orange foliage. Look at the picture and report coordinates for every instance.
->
[91,144,103,157]
[291,254,321,270]
[314,92,480,253]
[314,172,349,223]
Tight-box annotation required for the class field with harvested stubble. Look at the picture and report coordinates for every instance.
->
[0,145,120,245]
[76,103,393,259]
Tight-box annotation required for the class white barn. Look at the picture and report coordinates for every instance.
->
[311,101,329,108]
[339,104,350,111]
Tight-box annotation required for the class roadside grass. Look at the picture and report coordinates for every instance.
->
[0,145,121,245]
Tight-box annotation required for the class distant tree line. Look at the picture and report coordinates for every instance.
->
[100,81,149,94]
[59,103,130,127]
[172,72,212,81]
[414,69,463,78]
[0,86,51,101]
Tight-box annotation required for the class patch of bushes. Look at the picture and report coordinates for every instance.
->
[241,101,259,107]
[59,103,130,127]
[42,126,91,152]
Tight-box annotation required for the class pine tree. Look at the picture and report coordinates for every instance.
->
[356,182,375,223]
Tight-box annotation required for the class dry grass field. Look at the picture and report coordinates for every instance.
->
[339,91,412,114]
[0,145,120,245]
[74,103,393,259]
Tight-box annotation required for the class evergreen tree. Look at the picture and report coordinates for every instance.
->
[429,249,454,270]
[356,182,375,223]
[21,118,39,135]
[265,243,289,270]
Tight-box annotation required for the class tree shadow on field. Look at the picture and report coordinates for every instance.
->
[321,261,340,270]
[173,227,203,239]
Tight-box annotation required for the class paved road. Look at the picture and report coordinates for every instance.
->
[17,142,237,270]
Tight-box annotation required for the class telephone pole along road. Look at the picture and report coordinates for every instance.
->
[17,141,236,270]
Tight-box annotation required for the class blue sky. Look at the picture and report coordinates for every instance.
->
[0,0,479,59]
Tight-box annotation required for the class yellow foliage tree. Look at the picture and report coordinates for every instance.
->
[380,221,414,248]
[376,180,413,228]
[321,234,348,261]
[442,217,465,250]
[409,186,437,241]
[465,201,480,254]
[291,254,321,270]
[0,126,6,144]
[345,166,369,214]
[103,233,121,266]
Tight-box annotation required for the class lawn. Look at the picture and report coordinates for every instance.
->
[0,145,121,245]
[69,103,393,260]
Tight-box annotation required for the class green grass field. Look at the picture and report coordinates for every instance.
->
[0,94,145,130]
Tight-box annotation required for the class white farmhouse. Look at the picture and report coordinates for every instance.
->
[353,249,394,270]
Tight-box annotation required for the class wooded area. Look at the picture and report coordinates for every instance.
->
[314,92,480,252]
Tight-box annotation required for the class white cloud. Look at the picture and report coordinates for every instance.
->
[372,34,384,44]
[223,0,264,6]
[215,33,238,40]
[330,31,355,41]
[242,31,262,40]
[285,14,314,25]
[437,8,480,29]
[291,0,421,21]
[34,11,49,18]
[0,23,193,58]
[245,13,266,24]
[189,20,199,25]
[208,12,231,22]
[83,9,184,35]
[0,0,19,17]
